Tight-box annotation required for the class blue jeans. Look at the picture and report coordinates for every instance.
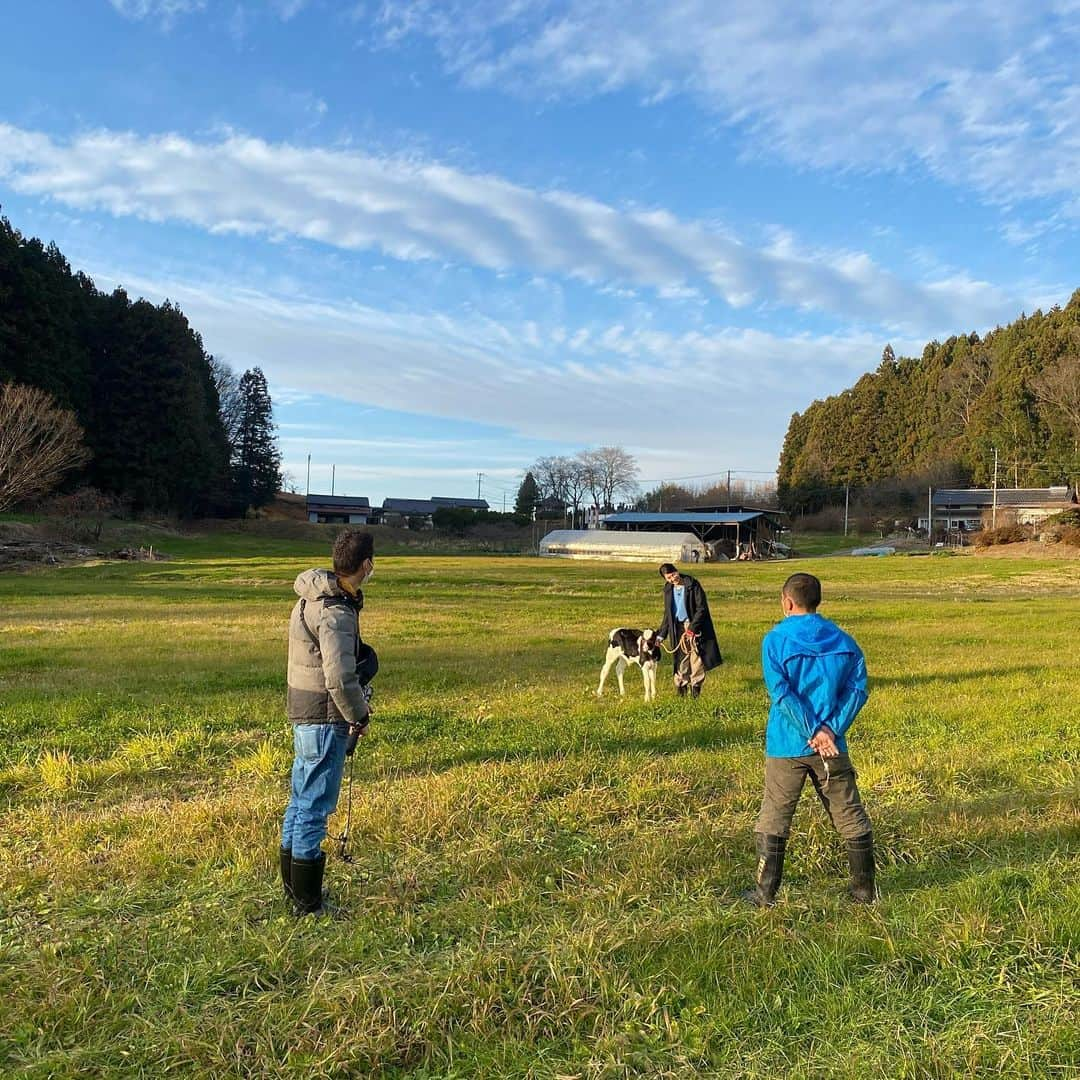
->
[281,722,349,860]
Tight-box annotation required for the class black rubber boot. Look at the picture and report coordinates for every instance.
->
[690,684,702,699]
[742,833,786,907]
[279,847,294,903]
[291,852,328,916]
[846,833,877,903]
[676,683,688,697]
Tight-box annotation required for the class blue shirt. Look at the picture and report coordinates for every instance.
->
[761,613,868,758]
[673,585,688,622]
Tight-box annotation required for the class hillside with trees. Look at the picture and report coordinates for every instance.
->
[0,215,281,515]
[778,293,1080,513]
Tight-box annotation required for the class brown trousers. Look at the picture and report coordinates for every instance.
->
[673,642,707,689]
[755,753,871,840]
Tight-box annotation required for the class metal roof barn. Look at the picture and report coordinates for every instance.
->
[539,530,706,563]
[601,510,784,558]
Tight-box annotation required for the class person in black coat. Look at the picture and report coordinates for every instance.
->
[657,563,722,697]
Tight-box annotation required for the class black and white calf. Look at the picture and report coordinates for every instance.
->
[596,628,661,701]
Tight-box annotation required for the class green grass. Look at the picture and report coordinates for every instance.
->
[785,530,889,556]
[0,545,1077,1078]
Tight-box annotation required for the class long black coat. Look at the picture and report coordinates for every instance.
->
[657,573,722,671]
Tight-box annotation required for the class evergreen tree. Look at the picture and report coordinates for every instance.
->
[231,367,281,510]
[0,215,231,515]
[514,471,539,517]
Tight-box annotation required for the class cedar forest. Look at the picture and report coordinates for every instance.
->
[0,215,281,516]
[778,294,1080,513]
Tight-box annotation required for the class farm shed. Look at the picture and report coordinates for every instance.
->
[601,510,785,559]
[306,494,371,524]
[539,529,706,563]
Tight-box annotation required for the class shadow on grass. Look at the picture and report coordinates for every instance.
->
[871,664,1049,688]
[360,717,760,781]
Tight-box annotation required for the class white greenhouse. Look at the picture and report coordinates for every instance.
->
[539,529,706,563]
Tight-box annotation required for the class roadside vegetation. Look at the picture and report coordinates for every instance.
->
[0,545,1076,1077]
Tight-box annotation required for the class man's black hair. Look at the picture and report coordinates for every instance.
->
[782,572,821,611]
[658,562,678,577]
[333,529,374,576]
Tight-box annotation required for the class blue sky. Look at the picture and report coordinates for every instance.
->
[2,2,1079,505]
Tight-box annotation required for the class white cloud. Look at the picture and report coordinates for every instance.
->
[0,122,1037,330]
[90,267,938,473]
[109,0,309,26]
[273,0,310,19]
[375,0,1080,219]
[108,0,207,24]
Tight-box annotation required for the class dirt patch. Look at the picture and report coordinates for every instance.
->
[0,523,169,572]
[971,540,1080,559]
[0,535,101,571]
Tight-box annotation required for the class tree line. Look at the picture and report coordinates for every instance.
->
[0,215,281,515]
[778,292,1080,513]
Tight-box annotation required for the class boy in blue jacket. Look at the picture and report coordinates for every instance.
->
[744,572,875,906]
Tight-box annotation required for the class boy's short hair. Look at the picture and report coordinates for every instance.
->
[782,572,821,611]
[332,529,374,576]
[658,562,678,576]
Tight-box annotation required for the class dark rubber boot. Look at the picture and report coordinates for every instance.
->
[291,852,328,916]
[846,833,877,903]
[742,833,786,907]
[676,683,688,697]
[690,684,701,699]
[280,847,294,902]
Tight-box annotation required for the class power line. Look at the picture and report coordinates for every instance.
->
[638,468,778,485]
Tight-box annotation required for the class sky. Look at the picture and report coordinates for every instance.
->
[2,2,1079,506]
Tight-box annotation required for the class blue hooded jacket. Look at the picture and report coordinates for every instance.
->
[762,613,868,758]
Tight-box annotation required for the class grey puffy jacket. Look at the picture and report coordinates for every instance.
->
[286,569,371,727]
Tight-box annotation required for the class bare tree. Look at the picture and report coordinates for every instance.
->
[208,355,243,455]
[580,446,640,511]
[532,456,568,506]
[562,456,591,525]
[942,342,991,432]
[1031,335,1080,453]
[0,383,91,512]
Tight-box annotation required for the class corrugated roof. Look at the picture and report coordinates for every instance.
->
[684,504,786,516]
[306,494,370,508]
[382,498,438,513]
[933,487,1073,508]
[603,511,770,525]
[430,497,490,509]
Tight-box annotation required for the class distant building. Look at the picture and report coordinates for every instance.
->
[379,498,439,527]
[918,487,1077,532]
[431,497,490,511]
[306,494,371,524]
[379,496,490,528]
[602,509,786,559]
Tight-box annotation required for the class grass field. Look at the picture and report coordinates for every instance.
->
[0,543,1077,1078]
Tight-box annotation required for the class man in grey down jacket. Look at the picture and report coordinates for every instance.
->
[280,529,375,915]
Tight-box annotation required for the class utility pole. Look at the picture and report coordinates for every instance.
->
[477,472,483,500]
[726,469,732,507]
[928,487,933,549]
[331,464,335,496]
[992,447,999,529]
[844,482,850,537]
[305,454,311,497]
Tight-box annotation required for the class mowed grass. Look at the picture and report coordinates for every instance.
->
[0,547,1077,1079]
